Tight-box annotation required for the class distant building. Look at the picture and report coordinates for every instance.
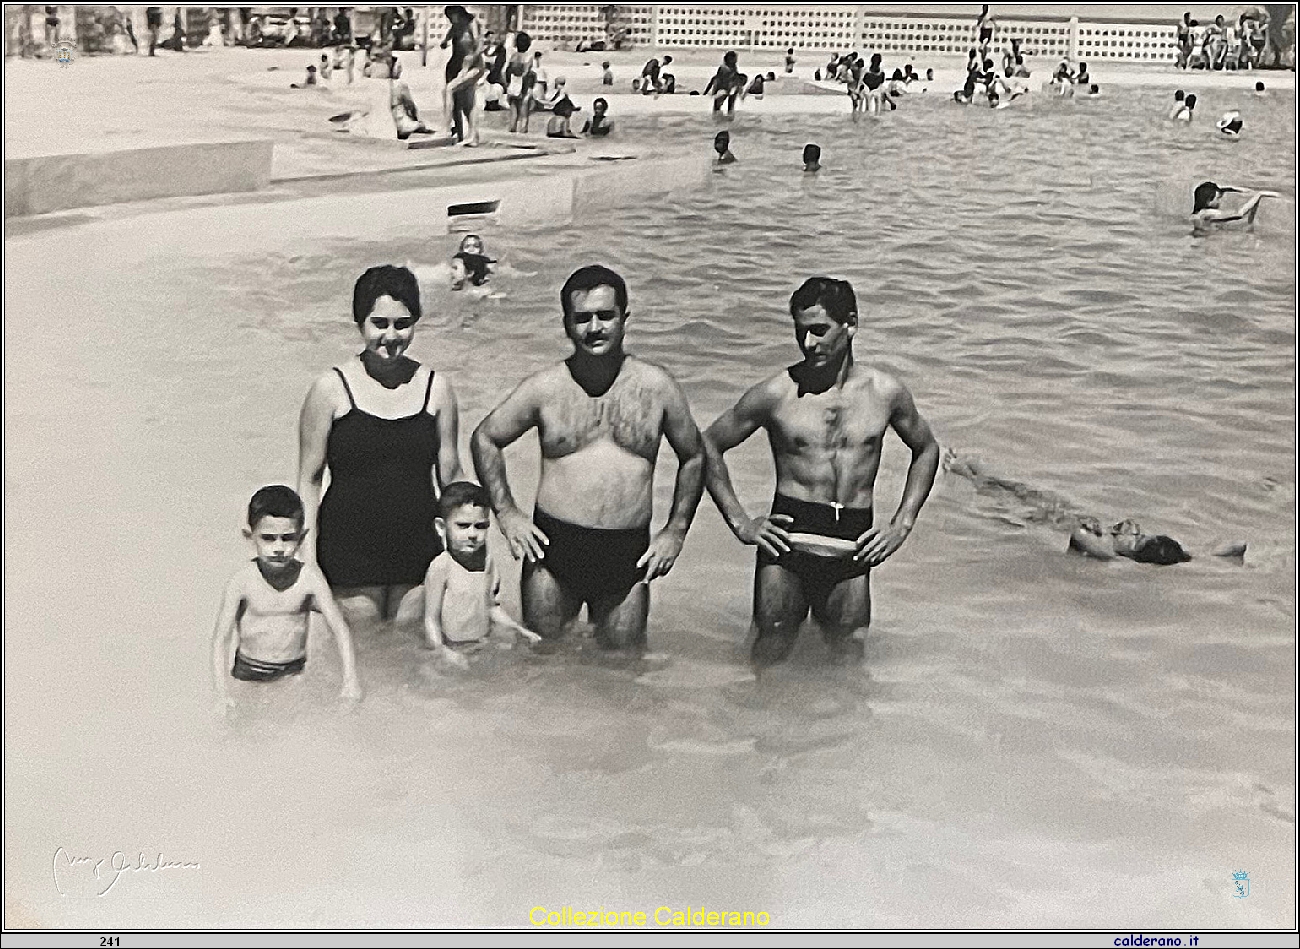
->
[518,4,1206,63]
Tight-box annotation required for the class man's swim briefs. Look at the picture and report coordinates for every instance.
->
[759,492,874,589]
[532,508,650,603]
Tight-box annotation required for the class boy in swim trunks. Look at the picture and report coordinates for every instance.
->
[211,486,362,711]
[704,278,939,665]
[423,482,540,668]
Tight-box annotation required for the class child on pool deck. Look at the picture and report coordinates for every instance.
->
[423,482,540,668]
[211,486,362,712]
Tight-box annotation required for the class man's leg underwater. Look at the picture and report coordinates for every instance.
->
[522,559,583,639]
[752,560,810,665]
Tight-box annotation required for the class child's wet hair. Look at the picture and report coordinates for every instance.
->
[353,264,421,324]
[248,485,305,529]
[790,277,858,324]
[438,481,490,517]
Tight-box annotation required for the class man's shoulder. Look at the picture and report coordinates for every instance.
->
[624,356,685,388]
[853,364,908,398]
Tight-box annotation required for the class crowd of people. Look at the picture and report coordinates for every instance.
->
[1175,10,1274,71]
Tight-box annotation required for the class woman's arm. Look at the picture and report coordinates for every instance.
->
[298,373,340,564]
[431,373,464,487]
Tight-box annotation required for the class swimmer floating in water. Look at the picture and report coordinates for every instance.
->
[1068,517,1246,565]
[1191,180,1277,234]
[802,143,821,172]
[943,452,1246,566]
[450,234,495,291]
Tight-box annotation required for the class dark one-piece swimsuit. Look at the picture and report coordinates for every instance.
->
[317,366,443,590]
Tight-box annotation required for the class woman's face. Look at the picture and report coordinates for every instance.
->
[360,295,416,360]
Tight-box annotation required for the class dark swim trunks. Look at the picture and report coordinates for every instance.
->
[759,493,874,590]
[232,650,306,682]
[532,508,650,603]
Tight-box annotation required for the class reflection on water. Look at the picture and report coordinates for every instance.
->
[4,85,1295,928]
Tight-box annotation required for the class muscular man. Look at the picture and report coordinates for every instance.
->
[704,277,939,665]
[471,265,705,649]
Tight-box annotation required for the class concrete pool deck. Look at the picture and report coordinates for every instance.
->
[3,43,1292,224]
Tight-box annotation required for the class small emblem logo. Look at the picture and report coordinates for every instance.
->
[55,43,74,66]
[1232,870,1250,898]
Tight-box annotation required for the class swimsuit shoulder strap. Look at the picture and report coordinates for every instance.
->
[332,366,357,409]
[423,368,437,412]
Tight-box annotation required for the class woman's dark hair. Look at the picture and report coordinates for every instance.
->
[723,50,737,66]
[1132,535,1192,566]
[560,265,628,318]
[790,277,857,324]
[1193,181,1221,213]
[514,30,531,53]
[444,5,469,23]
[353,264,421,324]
[802,143,821,163]
[1185,93,1197,109]
[1174,89,1185,100]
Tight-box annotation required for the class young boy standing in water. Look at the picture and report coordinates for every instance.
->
[211,486,362,711]
[423,482,539,667]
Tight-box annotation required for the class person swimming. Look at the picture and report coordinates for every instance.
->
[450,234,495,290]
[1254,80,1266,97]
[1169,89,1186,119]
[802,143,821,172]
[1172,92,1196,121]
[582,97,612,137]
[1216,110,1243,138]
[1191,180,1276,234]
[1069,517,1246,565]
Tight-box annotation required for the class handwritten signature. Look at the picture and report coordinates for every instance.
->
[52,848,200,897]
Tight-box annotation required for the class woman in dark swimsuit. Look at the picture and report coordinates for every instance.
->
[299,265,464,624]
[441,5,483,145]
